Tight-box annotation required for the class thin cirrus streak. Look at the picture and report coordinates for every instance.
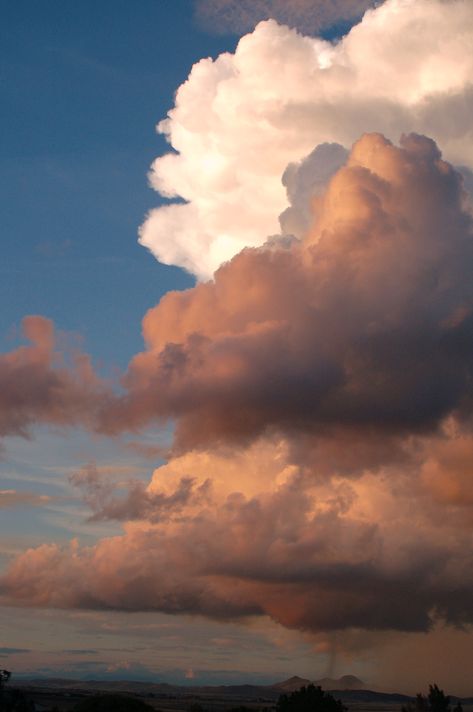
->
[140,0,473,279]
[3,133,473,639]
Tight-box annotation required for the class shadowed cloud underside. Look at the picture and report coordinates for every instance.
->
[2,133,473,640]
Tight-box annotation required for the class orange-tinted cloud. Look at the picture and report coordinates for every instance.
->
[0,490,52,509]
[0,316,107,441]
[3,432,473,633]
[103,133,473,459]
[70,462,211,523]
[4,134,473,639]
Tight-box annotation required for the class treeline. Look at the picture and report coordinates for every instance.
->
[402,685,463,712]
[0,671,468,712]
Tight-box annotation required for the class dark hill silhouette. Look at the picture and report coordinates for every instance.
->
[15,676,473,709]
[276,683,347,712]
[314,676,365,691]
[272,677,313,692]
[73,693,155,712]
[272,676,365,692]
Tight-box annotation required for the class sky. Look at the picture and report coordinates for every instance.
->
[2,0,473,696]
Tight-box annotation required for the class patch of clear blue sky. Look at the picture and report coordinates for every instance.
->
[1,0,352,370]
[0,3,368,680]
[1,0,235,369]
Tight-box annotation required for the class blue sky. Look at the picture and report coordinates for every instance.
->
[1,0,332,685]
[1,0,236,367]
[2,0,473,695]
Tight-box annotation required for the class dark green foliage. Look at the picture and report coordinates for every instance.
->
[72,693,155,712]
[276,685,346,712]
[452,704,463,712]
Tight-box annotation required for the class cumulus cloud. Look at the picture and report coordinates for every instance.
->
[3,430,473,632]
[5,134,473,638]
[71,462,211,522]
[111,133,473,457]
[279,143,348,240]
[140,0,473,279]
[0,316,107,441]
[194,0,377,36]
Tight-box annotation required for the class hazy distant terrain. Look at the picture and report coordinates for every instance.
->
[13,676,473,712]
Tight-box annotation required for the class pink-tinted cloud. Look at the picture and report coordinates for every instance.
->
[70,462,211,523]
[0,316,108,440]
[4,134,473,640]
[104,133,473,459]
[3,432,473,633]
[142,0,473,278]
[0,490,52,509]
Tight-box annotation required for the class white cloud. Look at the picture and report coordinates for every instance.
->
[140,0,473,279]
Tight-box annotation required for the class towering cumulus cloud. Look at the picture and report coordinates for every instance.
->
[5,133,473,638]
[140,0,473,279]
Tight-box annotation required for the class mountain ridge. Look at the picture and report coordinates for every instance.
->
[272,675,365,692]
[14,676,473,703]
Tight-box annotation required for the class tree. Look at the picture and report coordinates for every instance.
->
[428,685,450,712]
[402,685,451,712]
[415,694,429,712]
[188,704,206,712]
[72,693,156,712]
[0,670,12,688]
[276,684,347,712]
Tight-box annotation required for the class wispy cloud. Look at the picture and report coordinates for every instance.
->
[194,0,377,35]
[0,490,53,509]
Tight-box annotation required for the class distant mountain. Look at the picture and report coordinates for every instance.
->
[271,676,313,692]
[16,674,364,697]
[17,678,280,700]
[314,675,365,690]
[271,675,365,692]
[16,677,473,707]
